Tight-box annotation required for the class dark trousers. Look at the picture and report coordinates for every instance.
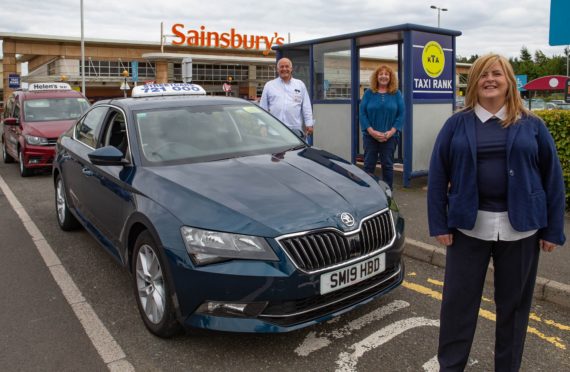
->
[363,135,397,189]
[438,231,539,372]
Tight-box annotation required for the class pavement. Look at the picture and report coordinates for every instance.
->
[388,167,570,309]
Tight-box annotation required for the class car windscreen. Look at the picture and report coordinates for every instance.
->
[135,103,306,164]
[24,98,90,122]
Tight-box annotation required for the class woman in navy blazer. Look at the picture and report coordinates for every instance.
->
[428,54,565,371]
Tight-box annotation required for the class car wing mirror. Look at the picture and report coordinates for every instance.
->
[88,146,127,166]
[3,117,19,126]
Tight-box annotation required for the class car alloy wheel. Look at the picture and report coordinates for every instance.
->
[2,140,14,163]
[136,244,166,324]
[18,149,32,177]
[55,174,80,230]
[133,231,181,337]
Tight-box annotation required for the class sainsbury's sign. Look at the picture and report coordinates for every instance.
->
[171,24,285,55]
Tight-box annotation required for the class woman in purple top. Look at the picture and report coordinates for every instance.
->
[359,65,405,189]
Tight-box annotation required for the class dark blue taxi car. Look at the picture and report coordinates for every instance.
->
[53,83,404,337]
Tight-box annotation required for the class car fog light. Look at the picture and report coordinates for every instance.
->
[196,301,267,317]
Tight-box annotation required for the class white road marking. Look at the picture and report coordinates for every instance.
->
[0,175,134,371]
[422,355,478,371]
[335,317,440,372]
[423,355,439,372]
[295,300,409,356]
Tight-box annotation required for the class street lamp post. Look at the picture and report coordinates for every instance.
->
[430,5,448,28]
[80,0,85,95]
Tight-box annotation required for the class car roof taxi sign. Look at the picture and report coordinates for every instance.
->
[28,82,73,91]
[132,83,206,98]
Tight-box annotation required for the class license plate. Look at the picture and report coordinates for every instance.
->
[320,253,386,295]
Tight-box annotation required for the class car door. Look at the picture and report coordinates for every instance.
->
[4,97,21,158]
[60,106,109,224]
[79,108,136,261]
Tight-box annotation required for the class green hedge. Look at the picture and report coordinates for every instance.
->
[535,110,570,210]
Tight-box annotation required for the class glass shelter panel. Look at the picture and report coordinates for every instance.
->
[313,40,352,100]
[281,48,311,92]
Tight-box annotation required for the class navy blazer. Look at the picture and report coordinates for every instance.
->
[427,110,566,245]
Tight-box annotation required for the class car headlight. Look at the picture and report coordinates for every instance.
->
[25,135,49,145]
[181,226,278,266]
[377,180,400,222]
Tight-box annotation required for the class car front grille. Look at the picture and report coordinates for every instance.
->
[277,210,394,273]
[47,138,58,145]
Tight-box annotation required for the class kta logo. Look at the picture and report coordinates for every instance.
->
[422,41,445,78]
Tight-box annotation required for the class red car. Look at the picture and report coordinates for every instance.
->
[2,83,89,176]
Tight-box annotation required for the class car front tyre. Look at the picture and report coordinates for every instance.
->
[2,139,14,163]
[133,231,181,338]
[18,149,32,177]
[55,174,80,231]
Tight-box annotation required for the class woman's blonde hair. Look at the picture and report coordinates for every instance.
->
[369,65,398,94]
[464,53,533,126]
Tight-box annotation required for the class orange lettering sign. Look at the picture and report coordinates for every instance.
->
[171,24,285,55]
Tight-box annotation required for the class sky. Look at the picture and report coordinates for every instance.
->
[0,0,566,62]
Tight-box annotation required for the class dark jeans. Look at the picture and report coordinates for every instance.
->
[363,135,397,188]
[438,231,539,372]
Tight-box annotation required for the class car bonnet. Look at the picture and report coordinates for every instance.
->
[141,148,388,237]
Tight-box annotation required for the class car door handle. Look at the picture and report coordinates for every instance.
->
[82,168,94,177]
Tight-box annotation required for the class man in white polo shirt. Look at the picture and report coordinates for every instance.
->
[260,58,314,135]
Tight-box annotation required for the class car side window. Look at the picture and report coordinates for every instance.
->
[3,96,13,119]
[75,106,108,148]
[8,96,15,118]
[13,102,20,120]
[100,110,129,157]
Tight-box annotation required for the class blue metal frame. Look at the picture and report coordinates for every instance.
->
[402,30,414,188]
[350,38,359,164]
[308,45,314,145]
[452,36,457,112]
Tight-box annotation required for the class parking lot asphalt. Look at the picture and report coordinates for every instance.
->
[0,178,111,371]
[389,169,570,309]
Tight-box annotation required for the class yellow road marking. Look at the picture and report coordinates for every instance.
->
[402,280,442,300]
[427,278,443,286]
[527,327,566,350]
[530,313,570,332]
[402,280,567,350]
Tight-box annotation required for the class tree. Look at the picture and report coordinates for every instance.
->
[520,46,532,62]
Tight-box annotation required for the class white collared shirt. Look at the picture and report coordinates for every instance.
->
[458,104,537,241]
[259,77,314,131]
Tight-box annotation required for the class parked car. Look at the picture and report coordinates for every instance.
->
[455,96,465,109]
[549,99,566,105]
[551,103,570,110]
[2,83,89,176]
[522,98,546,111]
[53,83,405,337]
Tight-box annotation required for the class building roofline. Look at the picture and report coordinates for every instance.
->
[273,23,461,50]
[0,32,160,47]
